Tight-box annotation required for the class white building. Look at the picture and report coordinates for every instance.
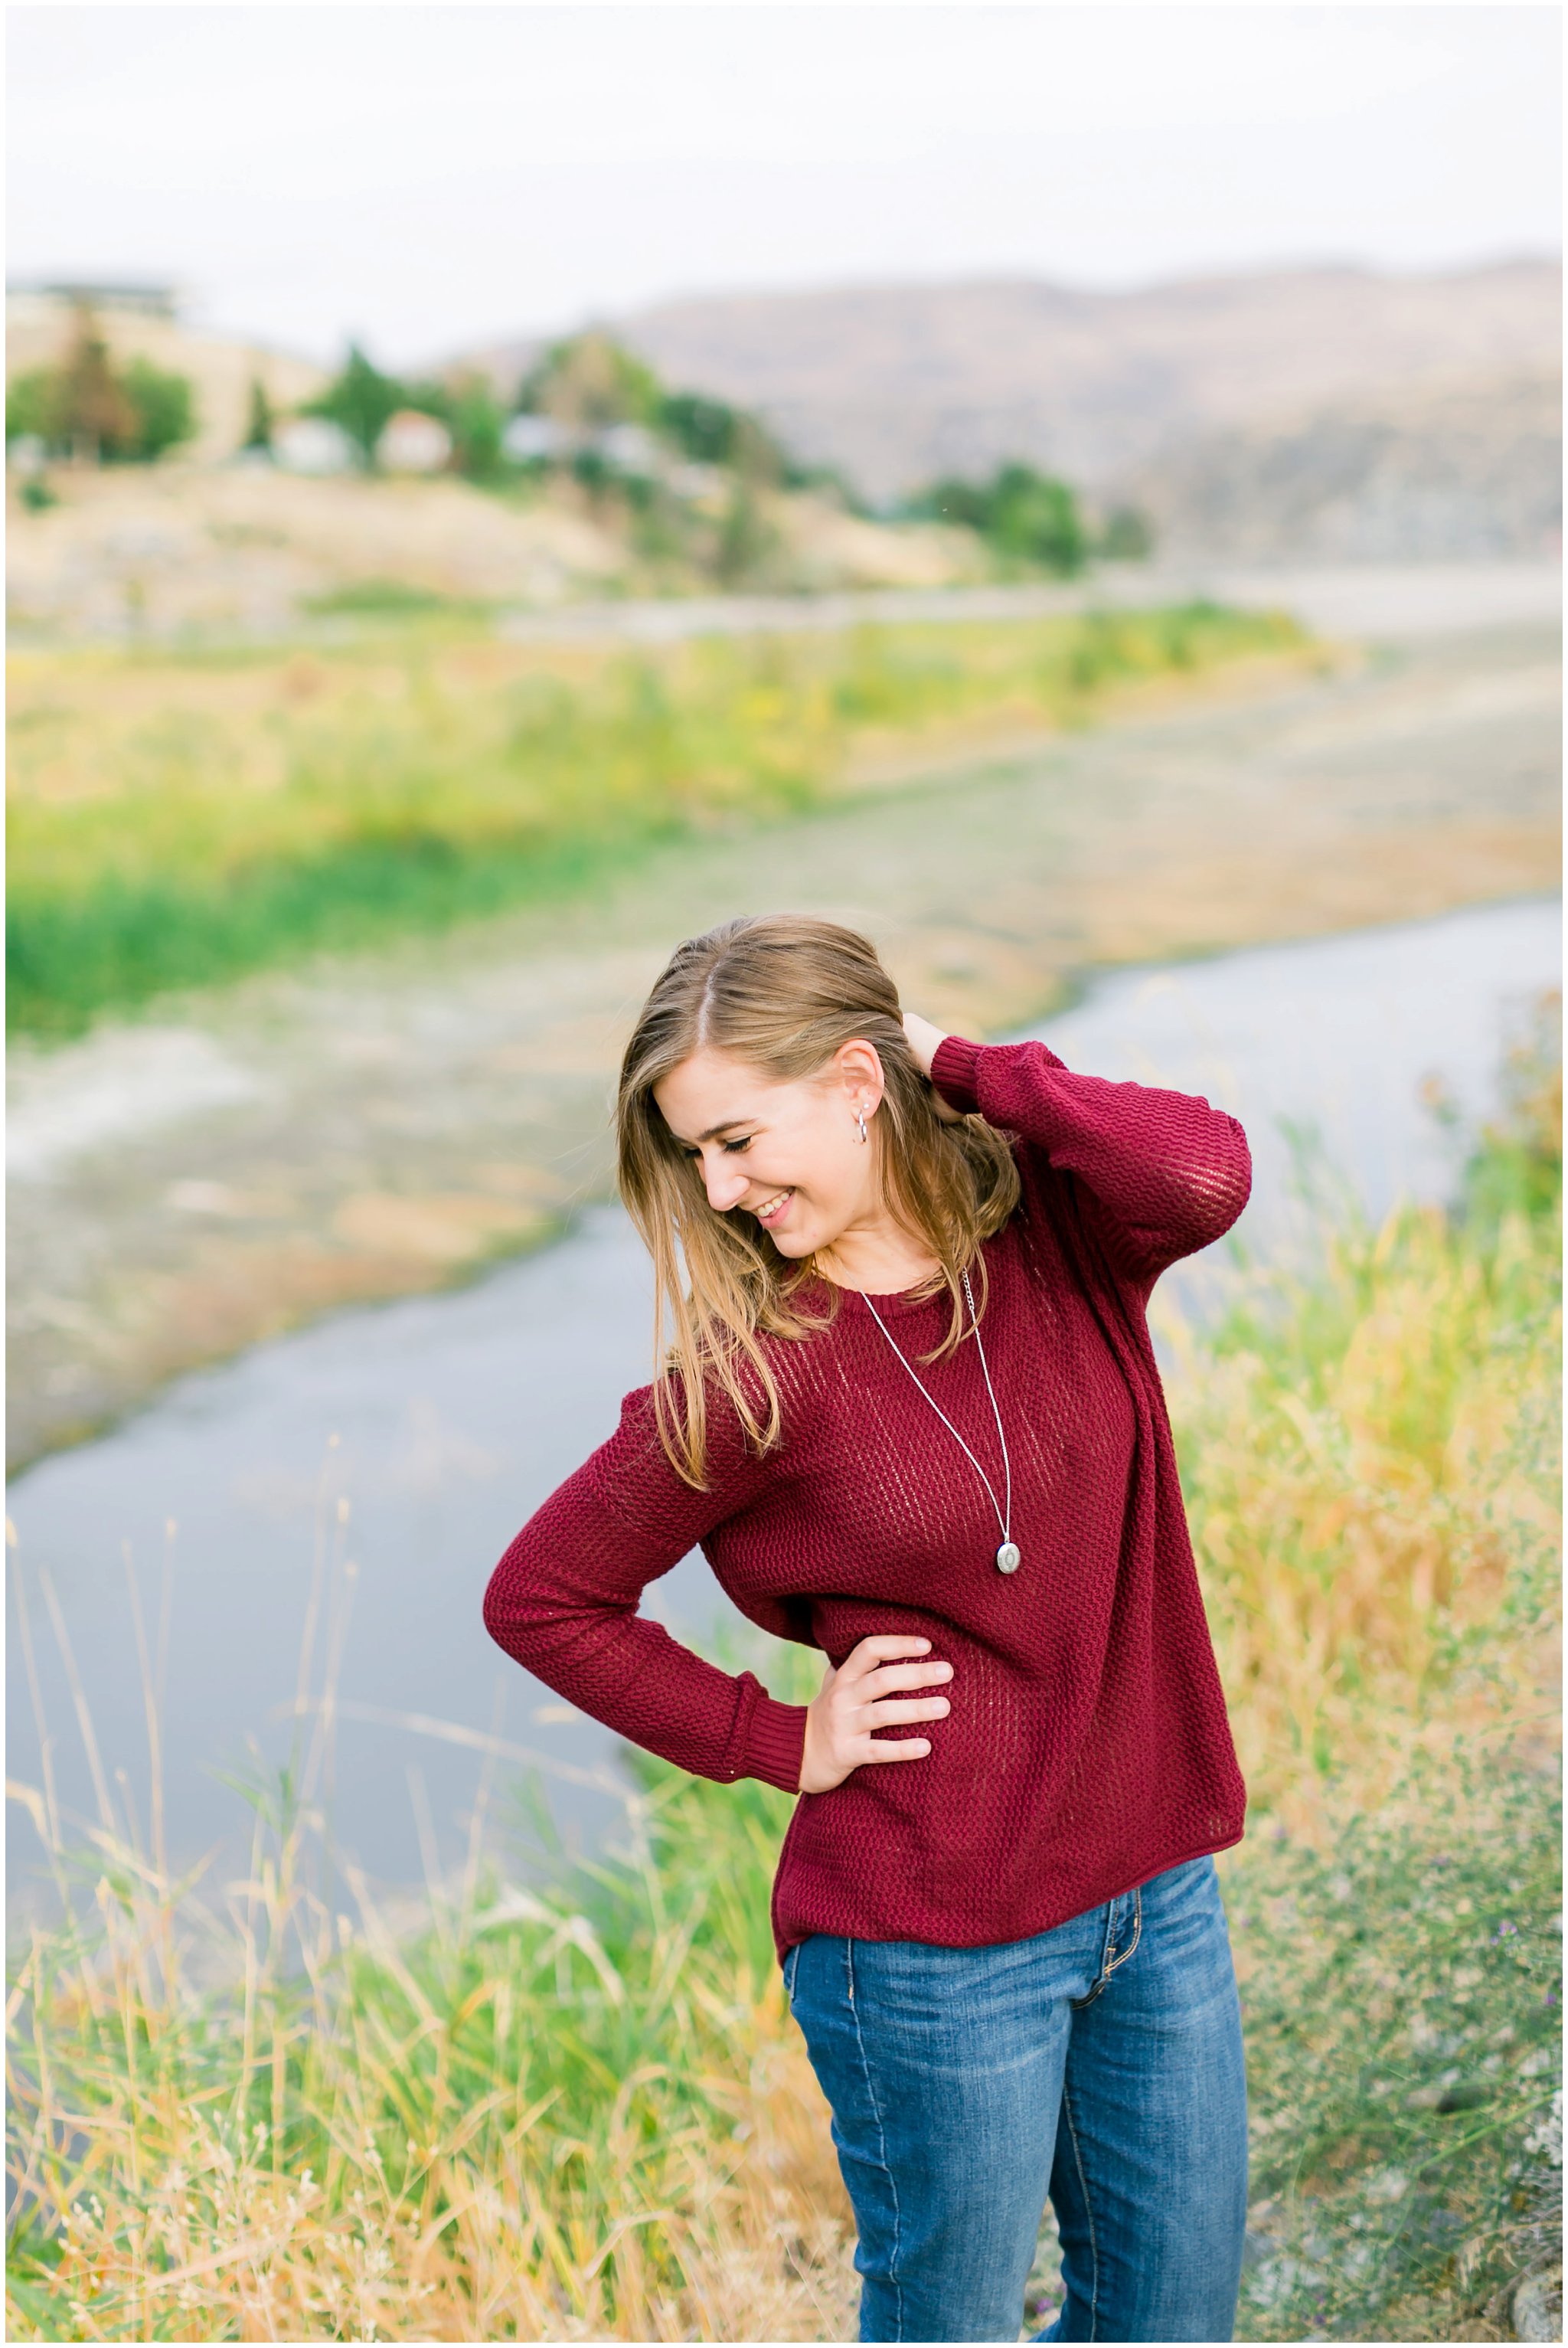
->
[7,279,184,320]
[598,423,658,476]
[273,417,358,475]
[377,410,452,474]
[502,413,570,462]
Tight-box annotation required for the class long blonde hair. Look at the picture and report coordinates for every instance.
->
[616,914,1021,1485]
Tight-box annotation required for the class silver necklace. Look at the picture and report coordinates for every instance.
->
[859,1267,1021,1575]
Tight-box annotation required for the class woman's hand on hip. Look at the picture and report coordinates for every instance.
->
[902,1012,964,1123]
[799,1634,952,1794]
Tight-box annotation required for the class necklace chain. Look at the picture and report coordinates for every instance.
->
[859,1268,1019,1572]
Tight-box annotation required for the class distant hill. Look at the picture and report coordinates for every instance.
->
[458,260,1562,556]
[1129,368,1562,564]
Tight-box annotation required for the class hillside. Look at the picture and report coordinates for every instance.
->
[617,263,1561,492]
[1131,368,1562,563]
[10,262,1560,626]
[5,304,982,636]
[5,463,981,639]
[461,260,1563,556]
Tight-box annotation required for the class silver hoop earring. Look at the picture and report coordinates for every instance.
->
[856,1109,869,1144]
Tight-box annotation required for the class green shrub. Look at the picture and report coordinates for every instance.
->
[910,462,1090,574]
[117,356,196,461]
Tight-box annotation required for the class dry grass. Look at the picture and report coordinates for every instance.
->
[1161,1019,1561,1828]
[7,1613,857,2343]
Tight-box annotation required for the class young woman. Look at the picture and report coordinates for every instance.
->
[484,912,1253,2344]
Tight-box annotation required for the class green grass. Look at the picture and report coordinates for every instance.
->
[7,603,1306,1038]
[299,580,498,620]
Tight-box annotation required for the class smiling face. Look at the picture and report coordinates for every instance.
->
[652,1040,887,1266]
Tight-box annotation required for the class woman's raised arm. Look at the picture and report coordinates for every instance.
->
[924,1028,1252,1292]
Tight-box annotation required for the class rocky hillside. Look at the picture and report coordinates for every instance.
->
[619,263,1560,490]
[1129,369,1561,564]
[462,260,1563,558]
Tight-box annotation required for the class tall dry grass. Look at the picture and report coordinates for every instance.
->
[1161,996,1561,1827]
[5,999,1559,2343]
[7,1622,854,2343]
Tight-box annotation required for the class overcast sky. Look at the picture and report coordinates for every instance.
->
[8,4,1562,368]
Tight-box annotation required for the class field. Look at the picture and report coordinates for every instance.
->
[6,603,1307,1037]
[6,1002,1560,2344]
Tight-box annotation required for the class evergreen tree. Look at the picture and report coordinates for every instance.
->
[714,483,775,584]
[55,306,137,459]
[304,344,407,466]
[517,332,662,430]
[243,376,275,452]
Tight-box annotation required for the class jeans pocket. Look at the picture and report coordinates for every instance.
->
[782,1942,802,2007]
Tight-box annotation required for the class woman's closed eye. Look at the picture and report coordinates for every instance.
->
[684,1135,754,1158]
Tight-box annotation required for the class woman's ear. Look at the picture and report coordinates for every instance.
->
[832,1038,886,1112]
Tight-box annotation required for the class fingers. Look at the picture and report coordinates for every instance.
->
[864,1659,952,1696]
[847,1634,933,1666]
[901,1010,947,1074]
[816,1634,957,1781]
[863,1695,952,1726]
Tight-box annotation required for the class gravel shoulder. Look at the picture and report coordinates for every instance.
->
[8,588,1560,1471]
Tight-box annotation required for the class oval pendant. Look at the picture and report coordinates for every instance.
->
[995,1541,1021,1575]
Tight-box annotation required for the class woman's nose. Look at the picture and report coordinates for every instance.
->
[704,1159,750,1212]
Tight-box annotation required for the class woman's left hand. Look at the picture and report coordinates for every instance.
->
[903,1012,963,1122]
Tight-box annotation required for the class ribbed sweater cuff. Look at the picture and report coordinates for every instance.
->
[741,1696,808,1794]
[930,1032,983,1114]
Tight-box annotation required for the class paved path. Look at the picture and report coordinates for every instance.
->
[8,576,1560,1470]
[495,562,1562,645]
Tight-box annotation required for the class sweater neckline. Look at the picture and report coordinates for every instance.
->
[848,1283,944,1323]
[815,1258,989,1323]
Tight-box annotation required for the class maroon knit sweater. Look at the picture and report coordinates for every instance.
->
[483,1035,1252,1962]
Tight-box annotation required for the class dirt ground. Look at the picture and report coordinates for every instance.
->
[5,461,974,639]
[8,584,1560,1470]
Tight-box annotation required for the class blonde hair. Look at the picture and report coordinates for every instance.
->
[616,913,1021,1485]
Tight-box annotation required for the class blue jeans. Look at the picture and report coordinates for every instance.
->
[783,1854,1247,2343]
